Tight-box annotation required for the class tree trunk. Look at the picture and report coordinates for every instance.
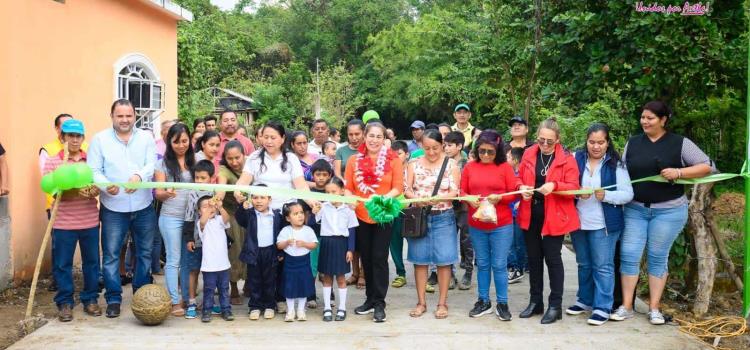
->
[687,183,716,316]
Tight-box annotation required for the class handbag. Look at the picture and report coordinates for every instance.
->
[401,157,449,239]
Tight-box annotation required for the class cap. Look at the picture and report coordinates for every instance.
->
[507,116,527,127]
[454,103,471,112]
[410,120,425,129]
[61,119,85,135]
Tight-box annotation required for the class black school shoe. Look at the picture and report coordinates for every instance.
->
[335,310,347,321]
[221,310,234,321]
[105,303,121,318]
[323,309,333,322]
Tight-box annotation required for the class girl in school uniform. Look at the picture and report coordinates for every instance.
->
[277,202,318,322]
[313,177,359,321]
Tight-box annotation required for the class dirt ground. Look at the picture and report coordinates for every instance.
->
[0,278,58,350]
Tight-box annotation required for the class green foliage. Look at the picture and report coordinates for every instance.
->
[668,233,690,281]
[319,61,364,130]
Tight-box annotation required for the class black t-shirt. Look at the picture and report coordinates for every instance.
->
[0,143,5,156]
[531,152,554,219]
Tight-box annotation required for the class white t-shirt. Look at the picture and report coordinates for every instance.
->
[316,202,358,237]
[256,210,276,248]
[197,215,231,272]
[277,225,318,257]
[243,150,304,210]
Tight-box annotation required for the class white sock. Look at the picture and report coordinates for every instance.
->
[338,288,347,311]
[323,287,332,310]
[286,298,295,314]
[296,298,306,314]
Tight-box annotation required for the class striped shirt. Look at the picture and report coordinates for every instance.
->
[43,151,99,230]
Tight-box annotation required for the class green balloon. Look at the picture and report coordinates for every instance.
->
[73,163,94,187]
[410,148,424,159]
[362,110,380,124]
[40,173,57,194]
[53,164,77,190]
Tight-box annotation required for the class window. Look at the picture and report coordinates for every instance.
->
[115,60,164,130]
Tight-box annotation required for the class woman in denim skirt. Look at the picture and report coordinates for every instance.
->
[404,130,461,319]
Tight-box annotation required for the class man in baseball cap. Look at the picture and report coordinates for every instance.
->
[452,103,475,150]
[408,120,425,153]
[507,115,533,149]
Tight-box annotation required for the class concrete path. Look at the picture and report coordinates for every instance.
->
[11,248,705,350]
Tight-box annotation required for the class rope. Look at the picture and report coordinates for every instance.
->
[674,316,747,350]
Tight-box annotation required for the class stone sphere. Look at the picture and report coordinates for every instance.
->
[131,284,171,325]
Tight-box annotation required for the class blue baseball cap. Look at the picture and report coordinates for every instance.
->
[61,119,85,135]
[410,120,425,129]
[454,103,471,112]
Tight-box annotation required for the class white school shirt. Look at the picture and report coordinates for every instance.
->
[315,202,359,237]
[277,226,318,257]
[256,210,276,248]
[243,150,304,210]
[197,215,231,272]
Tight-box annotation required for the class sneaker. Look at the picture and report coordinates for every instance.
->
[508,270,525,284]
[211,305,221,315]
[323,309,333,322]
[448,275,458,290]
[427,271,438,286]
[425,283,435,294]
[469,299,492,318]
[458,271,472,290]
[249,309,261,320]
[391,276,407,288]
[201,312,211,323]
[373,305,386,323]
[566,304,590,315]
[277,301,287,314]
[588,313,609,326]
[297,310,307,321]
[306,300,318,309]
[221,310,234,321]
[648,310,665,325]
[185,304,198,319]
[335,310,347,321]
[507,268,516,280]
[496,303,512,321]
[355,302,374,315]
[285,308,296,322]
[263,309,275,319]
[609,306,634,321]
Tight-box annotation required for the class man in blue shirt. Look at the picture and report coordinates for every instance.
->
[407,120,425,153]
[87,99,157,318]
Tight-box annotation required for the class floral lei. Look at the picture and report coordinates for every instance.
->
[355,143,393,194]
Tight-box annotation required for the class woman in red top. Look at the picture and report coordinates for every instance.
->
[460,130,520,321]
[517,118,580,324]
[344,121,403,323]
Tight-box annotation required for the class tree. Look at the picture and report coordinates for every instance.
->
[319,61,364,129]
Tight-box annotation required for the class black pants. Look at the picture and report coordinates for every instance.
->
[524,212,565,308]
[356,221,392,308]
[247,246,278,311]
[275,259,285,302]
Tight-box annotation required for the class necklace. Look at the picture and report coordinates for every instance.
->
[354,144,393,194]
[539,152,553,176]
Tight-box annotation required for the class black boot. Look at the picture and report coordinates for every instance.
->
[519,302,544,318]
[540,307,562,324]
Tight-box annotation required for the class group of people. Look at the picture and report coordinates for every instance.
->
[37,98,714,327]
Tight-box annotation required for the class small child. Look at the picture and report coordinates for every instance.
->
[506,147,527,283]
[445,131,472,289]
[322,141,337,166]
[388,141,409,288]
[182,159,216,319]
[235,184,284,321]
[196,195,234,322]
[277,202,318,322]
[312,177,358,321]
[305,159,333,308]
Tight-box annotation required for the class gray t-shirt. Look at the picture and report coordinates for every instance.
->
[155,159,192,217]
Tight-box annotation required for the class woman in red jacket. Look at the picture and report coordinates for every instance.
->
[517,118,580,324]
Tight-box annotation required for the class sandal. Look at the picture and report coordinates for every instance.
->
[356,277,366,290]
[409,304,427,318]
[434,304,449,319]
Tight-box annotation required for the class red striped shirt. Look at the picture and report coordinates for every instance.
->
[43,151,99,230]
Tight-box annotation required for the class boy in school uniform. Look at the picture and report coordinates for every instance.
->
[196,195,234,322]
[235,184,285,320]
[389,141,409,288]
[305,159,334,308]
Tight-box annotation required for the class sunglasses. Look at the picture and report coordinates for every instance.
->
[478,149,496,156]
[537,137,556,146]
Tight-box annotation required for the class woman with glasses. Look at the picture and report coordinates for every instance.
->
[461,130,521,321]
[517,118,580,324]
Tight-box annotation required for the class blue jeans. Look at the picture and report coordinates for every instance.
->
[571,228,620,317]
[52,226,100,307]
[469,225,513,303]
[151,227,163,274]
[158,215,183,304]
[203,269,231,313]
[620,203,688,278]
[507,220,527,271]
[100,204,156,304]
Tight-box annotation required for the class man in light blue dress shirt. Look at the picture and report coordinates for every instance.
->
[87,99,157,318]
